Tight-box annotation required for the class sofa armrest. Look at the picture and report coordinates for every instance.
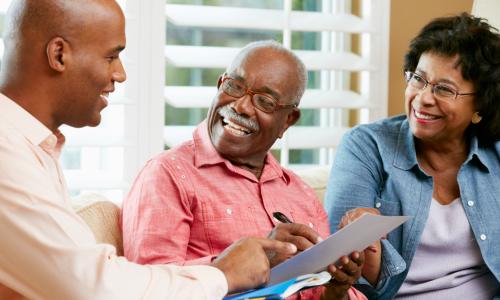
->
[75,195,124,256]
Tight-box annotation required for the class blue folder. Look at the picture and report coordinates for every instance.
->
[223,271,331,300]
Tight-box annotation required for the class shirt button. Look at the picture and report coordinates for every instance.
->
[375,202,381,208]
[226,208,232,215]
[308,222,313,228]
[176,165,181,170]
[170,156,176,161]
[180,175,186,179]
[467,200,474,207]
[480,234,487,241]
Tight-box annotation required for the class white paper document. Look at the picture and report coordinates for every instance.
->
[268,214,410,285]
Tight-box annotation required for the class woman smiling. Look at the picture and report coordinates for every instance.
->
[325,13,500,299]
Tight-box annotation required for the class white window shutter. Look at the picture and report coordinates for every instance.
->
[164,0,390,168]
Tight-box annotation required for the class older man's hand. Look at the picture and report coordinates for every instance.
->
[212,237,297,293]
[267,223,322,266]
[339,207,383,286]
[321,251,365,300]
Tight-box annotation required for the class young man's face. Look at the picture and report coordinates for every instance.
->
[60,2,126,128]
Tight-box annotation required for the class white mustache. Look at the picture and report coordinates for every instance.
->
[219,105,260,132]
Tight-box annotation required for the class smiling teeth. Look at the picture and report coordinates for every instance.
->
[101,93,110,103]
[415,110,438,120]
[223,117,251,135]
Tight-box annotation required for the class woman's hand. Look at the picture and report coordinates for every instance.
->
[339,208,382,286]
[321,251,365,300]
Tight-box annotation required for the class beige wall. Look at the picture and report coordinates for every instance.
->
[388,0,474,116]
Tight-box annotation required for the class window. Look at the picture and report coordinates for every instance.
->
[61,0,166,201]
[163,0,390,168]
[1,0,389,201]
[0,0,158,202]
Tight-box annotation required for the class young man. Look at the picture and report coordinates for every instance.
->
[0,1,296,299]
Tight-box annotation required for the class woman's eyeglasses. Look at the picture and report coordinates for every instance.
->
[404,71,475,101]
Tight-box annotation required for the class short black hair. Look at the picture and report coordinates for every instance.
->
[404,13,500,143]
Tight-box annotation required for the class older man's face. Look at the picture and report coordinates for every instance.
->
[207,48,300,163]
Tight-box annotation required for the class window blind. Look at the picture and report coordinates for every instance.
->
[164,0,390,168]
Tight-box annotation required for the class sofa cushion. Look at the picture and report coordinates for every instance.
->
[293,166,330,204]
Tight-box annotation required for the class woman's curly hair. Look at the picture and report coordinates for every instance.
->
[404,13,500,143]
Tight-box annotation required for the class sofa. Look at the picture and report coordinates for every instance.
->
[75,166,331,256]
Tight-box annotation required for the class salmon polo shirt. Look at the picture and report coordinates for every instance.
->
[122,120,330,266]
[122,121,368,300]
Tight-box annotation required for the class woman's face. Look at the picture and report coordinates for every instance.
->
[405,52,476,144]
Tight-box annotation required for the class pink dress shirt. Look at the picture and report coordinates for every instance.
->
[0,94,228,300]
[122,121,367,300]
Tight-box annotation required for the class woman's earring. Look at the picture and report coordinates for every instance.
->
[471,112,482,124]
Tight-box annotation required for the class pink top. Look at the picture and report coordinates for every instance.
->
[0,94,228,300]
[122,121,367,300]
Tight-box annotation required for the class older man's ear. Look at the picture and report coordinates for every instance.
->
[278,108,300,138]
[216,74,225,89]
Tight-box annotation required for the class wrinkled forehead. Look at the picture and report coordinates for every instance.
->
[227,48,299,84]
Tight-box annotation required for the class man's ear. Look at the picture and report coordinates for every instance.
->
[216,74,224,89]
[278,108,300,138]
[46,37,70,72]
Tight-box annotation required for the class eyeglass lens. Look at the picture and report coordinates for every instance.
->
[406,72,457,99]
[222,78,278,112]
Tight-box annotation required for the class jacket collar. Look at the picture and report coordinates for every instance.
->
[393,119,490,172]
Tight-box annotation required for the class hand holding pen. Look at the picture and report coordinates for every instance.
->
[266,211,323,267]
[272,211,293,224]
[273,212,366,298]
[271,211,322,244]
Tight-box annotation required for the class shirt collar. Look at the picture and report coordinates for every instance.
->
[193,120,289,184]
[393,119,418,171]
[464,132,491,172]
[39,130,66,158]
[393,118,490,172]
[0,93,64,156]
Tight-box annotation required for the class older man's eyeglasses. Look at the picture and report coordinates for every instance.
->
[404,71,475,101]
[220,76,298,113]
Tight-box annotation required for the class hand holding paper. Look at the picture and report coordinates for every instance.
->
[339,208,384,285]
[268,214,409,285]
[323,250,365,299]
[270,211,367,299]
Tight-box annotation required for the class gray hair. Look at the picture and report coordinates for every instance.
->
[228,40,308,105]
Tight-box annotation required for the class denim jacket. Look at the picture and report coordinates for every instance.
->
[325,115,500,299]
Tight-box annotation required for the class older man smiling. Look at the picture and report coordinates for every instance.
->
[122,40,368,300]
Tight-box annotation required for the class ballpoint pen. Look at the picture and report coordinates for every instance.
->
[273,211,293,224]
